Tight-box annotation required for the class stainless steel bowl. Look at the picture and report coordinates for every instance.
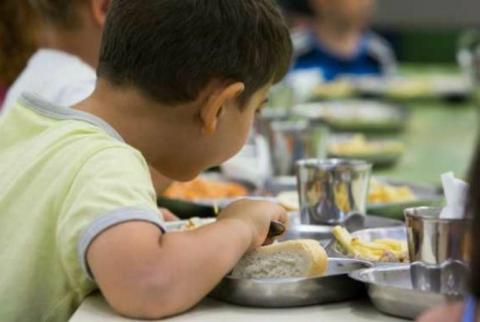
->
[350,265,465,320]
[210,258,371,308]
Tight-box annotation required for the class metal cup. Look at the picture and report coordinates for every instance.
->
[404,207,471,294]
[296,159,372,225]
[268,120,329,176]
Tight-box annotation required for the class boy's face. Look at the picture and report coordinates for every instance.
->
[166,85,271,182]
[311,0,375,28]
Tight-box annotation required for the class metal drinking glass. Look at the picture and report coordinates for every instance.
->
[405,207,471,295]
[296,159,372,225]
[268,120,329,176]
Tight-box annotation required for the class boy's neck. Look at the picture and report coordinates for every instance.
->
[42,25,101,69]
[73,81,194,175]
[313,19,364,59]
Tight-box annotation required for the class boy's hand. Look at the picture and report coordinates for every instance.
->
[217,199,288,250]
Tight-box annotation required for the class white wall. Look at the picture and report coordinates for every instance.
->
[374,0,480,28]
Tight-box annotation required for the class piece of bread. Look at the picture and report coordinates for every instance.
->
[231,239,328,279]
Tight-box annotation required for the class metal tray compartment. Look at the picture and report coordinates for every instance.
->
[349,265,465,320]
[210,258,371,308]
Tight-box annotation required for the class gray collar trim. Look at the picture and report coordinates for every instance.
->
[19,93,125,142]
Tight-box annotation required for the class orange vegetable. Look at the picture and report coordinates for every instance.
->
[163,177,248,201]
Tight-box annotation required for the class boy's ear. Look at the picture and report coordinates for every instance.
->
[90,0,111,28]
[200,82,245,135]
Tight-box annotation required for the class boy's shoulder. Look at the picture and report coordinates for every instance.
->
[1,93,146,175]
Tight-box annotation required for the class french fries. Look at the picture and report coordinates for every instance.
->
[368,179,417,204]
[332,226,409,263]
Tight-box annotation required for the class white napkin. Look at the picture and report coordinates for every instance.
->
[221,134,271,188]
[439,172,469,219]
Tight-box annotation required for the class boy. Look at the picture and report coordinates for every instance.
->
[0,0,293,321]
[285,0,397,81]
[1,0,109,114]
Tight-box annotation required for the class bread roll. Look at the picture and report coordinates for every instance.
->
[231,239,328,279]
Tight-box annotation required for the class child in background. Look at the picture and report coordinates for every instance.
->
[1,0,108,114]
[0,0,39,107]
[418,143,480,322]
[0,0,293,321]
[281,0,396,82]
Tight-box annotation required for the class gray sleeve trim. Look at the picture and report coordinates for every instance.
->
[19,93,125,143]
[77,206,165,281]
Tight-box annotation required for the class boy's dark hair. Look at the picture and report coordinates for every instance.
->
[468,139,480,298]
[29,0,82,29]
[98,0,293,105]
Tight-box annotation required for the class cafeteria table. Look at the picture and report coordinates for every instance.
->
[375,99,478,185]
[375,66,479,184]
[71,65,473,322]
[70,293,407,322]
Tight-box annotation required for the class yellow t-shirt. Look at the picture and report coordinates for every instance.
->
[0,94,164,322]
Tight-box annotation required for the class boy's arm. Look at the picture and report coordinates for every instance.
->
[87,200,287,319]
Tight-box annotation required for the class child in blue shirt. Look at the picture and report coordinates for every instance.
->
[283,0,397,81]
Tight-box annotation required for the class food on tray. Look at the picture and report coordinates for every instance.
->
[328,134,405,157]
[332,226,408,263]
[385,78,431,99]
[312,80,354,99]
[163,177,248,201]
[231,240,328,279]
[368,179,417,204]
[354,75,471,100]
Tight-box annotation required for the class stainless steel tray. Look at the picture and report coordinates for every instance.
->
[367,177,444,220]
[330,226,407,264]
[282,216,403,244]
[293,101,409,133]
[210,258,371,308]
[349,265,465,320]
